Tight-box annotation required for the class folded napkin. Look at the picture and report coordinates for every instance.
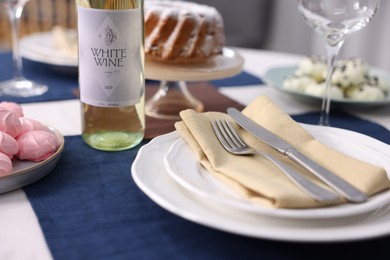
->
[175,96,390,208]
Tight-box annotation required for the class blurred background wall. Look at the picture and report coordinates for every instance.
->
[263,0,390,71]
[1,0,389,70]
[190,0,390,71]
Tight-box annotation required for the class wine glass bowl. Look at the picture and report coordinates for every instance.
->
[297,0,380,125]
[0,0,48,97]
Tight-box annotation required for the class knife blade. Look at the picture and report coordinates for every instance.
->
[227,107,367,203]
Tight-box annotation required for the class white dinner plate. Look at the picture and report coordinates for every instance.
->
[132,131,390,242]
[164,125,390,219]
[264,66,390,107]
[20,31,78,72]
[0,126,65,194]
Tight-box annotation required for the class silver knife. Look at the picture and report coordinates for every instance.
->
[227,107,367,203]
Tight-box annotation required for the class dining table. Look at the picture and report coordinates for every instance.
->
[1,46,390,260]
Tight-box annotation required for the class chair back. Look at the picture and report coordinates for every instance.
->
[0,0,76,49]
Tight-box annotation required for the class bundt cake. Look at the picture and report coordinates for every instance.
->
[144,0,225,62]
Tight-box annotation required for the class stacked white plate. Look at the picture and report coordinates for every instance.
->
[131,124,390,242]
[20,31,78,73]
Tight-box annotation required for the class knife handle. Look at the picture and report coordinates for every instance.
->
[286,149,367,203]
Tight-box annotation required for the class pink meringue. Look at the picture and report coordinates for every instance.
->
[0,102,24,117]
[0,131,19,159]
[17,130,59,162]
[0,152,13,177]
[0,108,22,137]
[19,117,45,135]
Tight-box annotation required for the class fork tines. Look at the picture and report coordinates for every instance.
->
[212,119,245,151]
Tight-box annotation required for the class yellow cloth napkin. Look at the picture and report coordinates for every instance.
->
[175,96,390,208]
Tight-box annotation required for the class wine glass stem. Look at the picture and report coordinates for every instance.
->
[5,3,27,80]
[319,41,344,126]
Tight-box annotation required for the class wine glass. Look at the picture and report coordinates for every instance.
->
[0,0,47,97]
[297,0,380,126]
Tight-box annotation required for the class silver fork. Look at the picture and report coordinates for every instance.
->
[211,118,339,202]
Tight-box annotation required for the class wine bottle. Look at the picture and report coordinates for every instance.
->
[76,0,145,151]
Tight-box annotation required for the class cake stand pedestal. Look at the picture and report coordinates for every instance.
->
[145,48,244,120]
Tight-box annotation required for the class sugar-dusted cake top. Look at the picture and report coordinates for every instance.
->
[144,0,225,62]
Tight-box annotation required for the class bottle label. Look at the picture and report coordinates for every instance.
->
[78,6,143,107]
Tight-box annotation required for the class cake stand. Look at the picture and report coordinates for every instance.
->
[145,47,244,120]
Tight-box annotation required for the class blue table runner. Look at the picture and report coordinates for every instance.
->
[24,111,390,259]
[3,51,390,259]
[293,110,390,144]
[0,52,262,103]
